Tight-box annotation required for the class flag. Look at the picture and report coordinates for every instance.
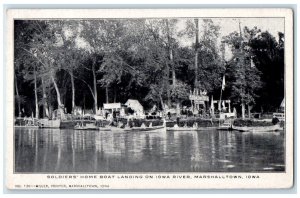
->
[211,96,215,116]
[222,75,226,90]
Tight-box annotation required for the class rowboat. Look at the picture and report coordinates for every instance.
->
[38,119,61,128]
[232,124,282,132]
[15,117,39,129]
[217,119,233,130]
[100,125,166,132]
[166,126,217,131]
[125,125,166,132]
[74,123,99,130]
[15,125,39,129]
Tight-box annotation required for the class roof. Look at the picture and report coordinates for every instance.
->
[280,98,285,108]
[125,99,144,112]
[103,103,122,109]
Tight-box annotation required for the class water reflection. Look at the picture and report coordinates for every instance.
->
[15,129,285,172]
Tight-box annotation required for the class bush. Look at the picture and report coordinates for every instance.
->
[166,118,219,127]
[233,119,273,127]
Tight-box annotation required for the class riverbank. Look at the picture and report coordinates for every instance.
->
[233,119,284,127]
[17,116,284,129]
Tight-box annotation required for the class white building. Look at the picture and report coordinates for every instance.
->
[125,99,144,116]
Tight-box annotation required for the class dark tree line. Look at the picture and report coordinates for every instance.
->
[14,19,284,118]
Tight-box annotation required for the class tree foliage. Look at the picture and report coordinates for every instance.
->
[14,19,284,117]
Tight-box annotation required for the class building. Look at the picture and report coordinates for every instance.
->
[125,99,144,116]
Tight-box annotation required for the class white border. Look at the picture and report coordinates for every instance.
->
[5,8,294,189]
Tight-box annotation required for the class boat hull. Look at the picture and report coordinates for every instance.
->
[232,124,282,132]
[101,126,166,132]
[74,123,99,130]
[74,127,99,130]
[125,126,166,132]
[167,127,217,131]
[217,126,233,131]
[38,119,61,128]
[14,126,39,129]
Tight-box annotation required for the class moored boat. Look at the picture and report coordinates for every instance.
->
[15,125,39,129]
[217,119,233,130]
[125,125,166,132]
[101,125,166,132]
[38,119,61,128]
[74,123,99,130]
[15,117,39,128]
[232,124,282,132]
[166,126,217,131]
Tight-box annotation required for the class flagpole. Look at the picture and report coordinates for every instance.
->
[219,75,225,127]
[219,76,224,112]
[219,86,223,109]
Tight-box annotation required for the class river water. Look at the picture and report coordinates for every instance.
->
[15,128,285,173]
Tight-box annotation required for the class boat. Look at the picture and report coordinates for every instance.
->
[15,118,39,129]
[15,125,39,129]
[74,123,99,130]
[124,125,166,132]
[232,124,282,132]
[166,126,217,131]
[217,119,233,130]
[14,117,39,128]
[101,124,166,132]
[38,119,61,128]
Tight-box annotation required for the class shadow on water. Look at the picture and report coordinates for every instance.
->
[14,128,285,173]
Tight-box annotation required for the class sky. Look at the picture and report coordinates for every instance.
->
[73,17,285,60]
[213,18,284,39]
[177,18,285,60]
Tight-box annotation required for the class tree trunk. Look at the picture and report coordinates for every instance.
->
[170,50,176,87]
[106,86,109,103]
[248,104,251,118]
[194,18,199,88]
[241,102,245,119]
[166,19,176,88]
[92,59,98,114]
[166,64,171,108]
[176,101,180,116]
[70,70,75,113]
[51,75,62,107]
[49,104,53,119]
[165,19,172,107]
[114,85,117,103]
[14,73,21,117]
[41,77,49,118]
[51,74,65,120]
[34,67,39,119]
[159,94,165,113]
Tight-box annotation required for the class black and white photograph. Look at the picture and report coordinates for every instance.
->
[6,8,294,189]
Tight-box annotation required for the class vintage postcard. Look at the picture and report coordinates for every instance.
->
[5,8,293,189]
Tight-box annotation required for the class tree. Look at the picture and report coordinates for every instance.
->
[14,20,43,118]
[141,19,178,107]
[223,24,262,118]
[249,31,284,112]
[15,20,69,118]
[182,19,223,92]
[80,20,128,112]
[53,20,83,113]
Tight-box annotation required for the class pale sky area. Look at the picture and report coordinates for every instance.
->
[74,18,284,61]
[177,18,285,60]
